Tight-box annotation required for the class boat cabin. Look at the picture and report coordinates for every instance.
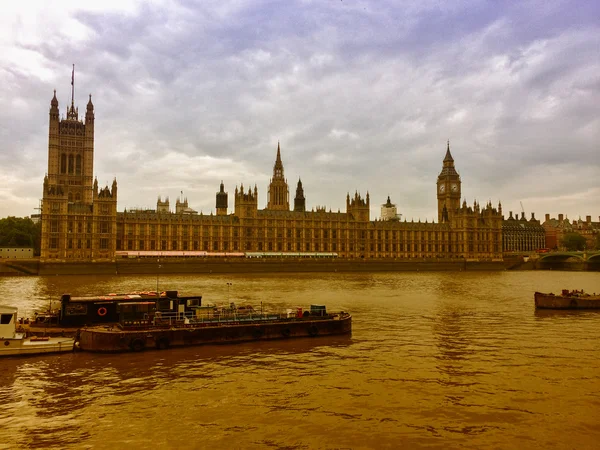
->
[0,306,18,339]
[57,291,203,327]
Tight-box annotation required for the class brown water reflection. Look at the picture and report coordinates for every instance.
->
[1,271,599,449]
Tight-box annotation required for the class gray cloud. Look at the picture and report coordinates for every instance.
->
[0,0,598,222]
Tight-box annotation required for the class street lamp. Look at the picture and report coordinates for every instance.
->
[156,258,161,295]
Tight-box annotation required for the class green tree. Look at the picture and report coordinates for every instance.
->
[0,216,41,256]
[560,232,586,251]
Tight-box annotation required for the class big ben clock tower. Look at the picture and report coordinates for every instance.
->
[437,140,461,223]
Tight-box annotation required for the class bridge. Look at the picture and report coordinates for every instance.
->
[537,251,600,262]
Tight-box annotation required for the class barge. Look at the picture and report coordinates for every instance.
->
[1,306,74,357]
[534,290,600,309]
[76,304,352,353]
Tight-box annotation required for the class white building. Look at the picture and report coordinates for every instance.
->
[381,196,401,221]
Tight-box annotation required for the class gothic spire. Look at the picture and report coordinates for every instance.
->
[443,139,454,163]
[273,141,284,179]
[51,89,58,108]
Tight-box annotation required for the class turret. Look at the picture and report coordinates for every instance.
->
[85,94,94,125]
[216,181,228,215]
[50,90,59,119]
[346,191,370,222]
[234,184,258,218]
[294,178,306,212]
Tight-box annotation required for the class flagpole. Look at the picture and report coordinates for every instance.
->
[71,64,75,107]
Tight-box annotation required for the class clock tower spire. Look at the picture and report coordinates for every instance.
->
[437,140,461,222]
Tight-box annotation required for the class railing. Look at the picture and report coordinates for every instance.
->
[117,309,343,330]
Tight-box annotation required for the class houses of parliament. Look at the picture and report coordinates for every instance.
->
[40,86,504,261]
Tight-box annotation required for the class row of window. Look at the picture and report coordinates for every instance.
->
[50,220,112,234]
[49,237,110,250]
[116,239,499,254]
[60,154,82,175]
[118,224,499,241]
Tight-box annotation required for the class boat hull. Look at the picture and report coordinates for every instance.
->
[534,292,600,310]
[0,338,75,357]
[77,314,352,353]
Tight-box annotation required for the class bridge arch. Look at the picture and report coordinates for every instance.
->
[538,253,585,262]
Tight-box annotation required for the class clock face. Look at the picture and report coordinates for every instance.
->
[439,184,445,193]
[451,183,458,192]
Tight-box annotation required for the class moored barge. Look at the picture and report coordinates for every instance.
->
[76,304,352,353]
[534,290,600,309]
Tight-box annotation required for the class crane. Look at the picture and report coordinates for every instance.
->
[520,201,525,219]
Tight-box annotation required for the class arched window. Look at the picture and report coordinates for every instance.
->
[61,154,67,173]
[75,193,81,202]
[68,155,74,174]
[76,155,82,175]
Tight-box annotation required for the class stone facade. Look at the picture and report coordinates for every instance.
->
[502,211,546,252]
[41,84,503,261]
[543,214,600,250]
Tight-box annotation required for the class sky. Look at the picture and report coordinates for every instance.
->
[0,0,598,223]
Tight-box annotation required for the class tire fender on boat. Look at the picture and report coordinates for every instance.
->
[156,336,170,350]
[97,307,108,317]
[308,325,319,336]
[281,328,291,338]
[130,338,146,352]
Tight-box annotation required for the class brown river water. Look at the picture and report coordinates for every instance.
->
[0,271,599,450]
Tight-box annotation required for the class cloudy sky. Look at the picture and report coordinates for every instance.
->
[1,0,598,223]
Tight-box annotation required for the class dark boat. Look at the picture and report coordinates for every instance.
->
[534,290,600,309]
[76,304,352,353]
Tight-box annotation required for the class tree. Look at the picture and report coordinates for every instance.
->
[560,232,586,251]
[0,216,42,256]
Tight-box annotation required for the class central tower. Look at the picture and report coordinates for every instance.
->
[266,142,289,210]
[437,141,461,223]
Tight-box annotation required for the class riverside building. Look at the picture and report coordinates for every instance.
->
[40,87,503,262]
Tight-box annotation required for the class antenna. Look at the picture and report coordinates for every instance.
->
[71,64,75,107]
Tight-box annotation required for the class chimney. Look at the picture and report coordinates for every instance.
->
[545,213,550,221]
[558,214,564,221]
[521,211,525,220]
[586,215,591,223]
[531,213,535,220]
[509,211,513,219]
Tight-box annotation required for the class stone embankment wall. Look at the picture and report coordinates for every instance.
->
[4,257,594,276]
[0,258,506,276]
[0,260,40,276]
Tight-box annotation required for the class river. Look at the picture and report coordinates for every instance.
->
[0,271,599,449]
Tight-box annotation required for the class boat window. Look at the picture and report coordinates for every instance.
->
[157,300,171,311]
[66,304,88,315]
[1,314,13,325]
[188,299,200,307]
